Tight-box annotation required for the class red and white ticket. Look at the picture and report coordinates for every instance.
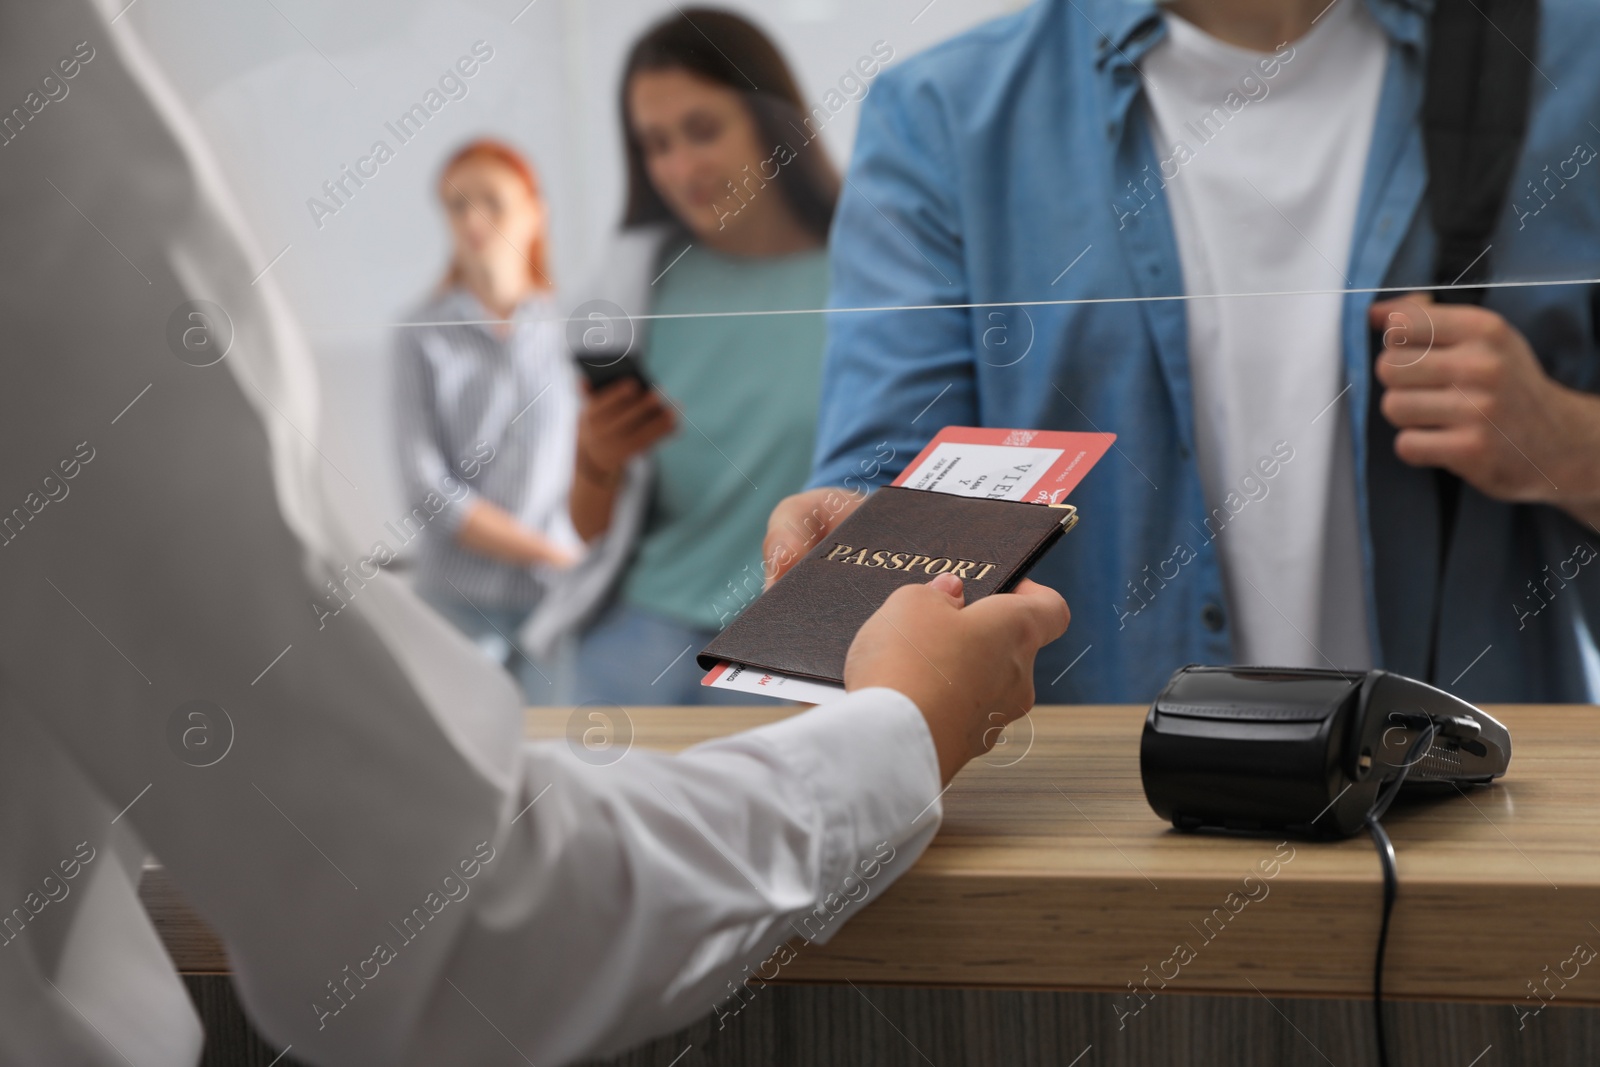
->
[702,660,844,702]
[892,426,1116,505]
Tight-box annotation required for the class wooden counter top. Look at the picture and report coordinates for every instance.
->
[146,704,1600,1006]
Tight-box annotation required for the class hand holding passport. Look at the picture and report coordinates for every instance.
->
[845,569,1073,785]
[704,427,1115,702]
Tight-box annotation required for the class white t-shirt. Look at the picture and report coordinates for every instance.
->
[1140,0,1387,668]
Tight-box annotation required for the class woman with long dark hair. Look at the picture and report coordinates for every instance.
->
[392,139,581,704]
[567,8,842,704]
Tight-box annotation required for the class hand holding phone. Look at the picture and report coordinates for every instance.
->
[574,368,675,483]
[574,349,653,393]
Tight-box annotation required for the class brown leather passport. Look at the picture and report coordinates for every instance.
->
[697,486,1078,686]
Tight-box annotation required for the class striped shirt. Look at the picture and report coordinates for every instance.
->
[392,287,581,609]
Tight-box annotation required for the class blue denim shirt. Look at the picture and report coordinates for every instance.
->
[809,0,1600,704]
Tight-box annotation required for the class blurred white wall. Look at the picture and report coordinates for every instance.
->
[125,0,1023,548]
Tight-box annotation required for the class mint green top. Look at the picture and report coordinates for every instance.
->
[621,243,829,630]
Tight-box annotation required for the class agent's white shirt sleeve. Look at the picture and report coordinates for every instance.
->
[0,4,945,1065]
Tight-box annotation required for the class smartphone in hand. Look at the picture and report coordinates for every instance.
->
[574,349,653,393]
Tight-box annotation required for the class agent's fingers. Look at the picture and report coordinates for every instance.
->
[882,574,963,614]
[970,578,1071,648]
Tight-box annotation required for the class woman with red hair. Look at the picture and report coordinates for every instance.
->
[392,139,581,704]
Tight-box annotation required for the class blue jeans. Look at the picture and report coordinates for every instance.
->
[419,591,572,707]
[572,600,753,706]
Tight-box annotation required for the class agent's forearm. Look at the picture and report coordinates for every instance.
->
[423,689,942,1065]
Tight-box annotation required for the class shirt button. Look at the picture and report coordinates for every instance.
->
[1202,603,1226,632]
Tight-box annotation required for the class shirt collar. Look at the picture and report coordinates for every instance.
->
[1086,0,1429,70]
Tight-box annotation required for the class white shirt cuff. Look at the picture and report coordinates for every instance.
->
[702,686,943,944]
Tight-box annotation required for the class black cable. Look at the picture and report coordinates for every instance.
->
[1366,815,1398,1067]
[1364,722,1437,1067]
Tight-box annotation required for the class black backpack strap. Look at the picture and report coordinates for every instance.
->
[1416,0,1538,682]
[1423,0,1539,304]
